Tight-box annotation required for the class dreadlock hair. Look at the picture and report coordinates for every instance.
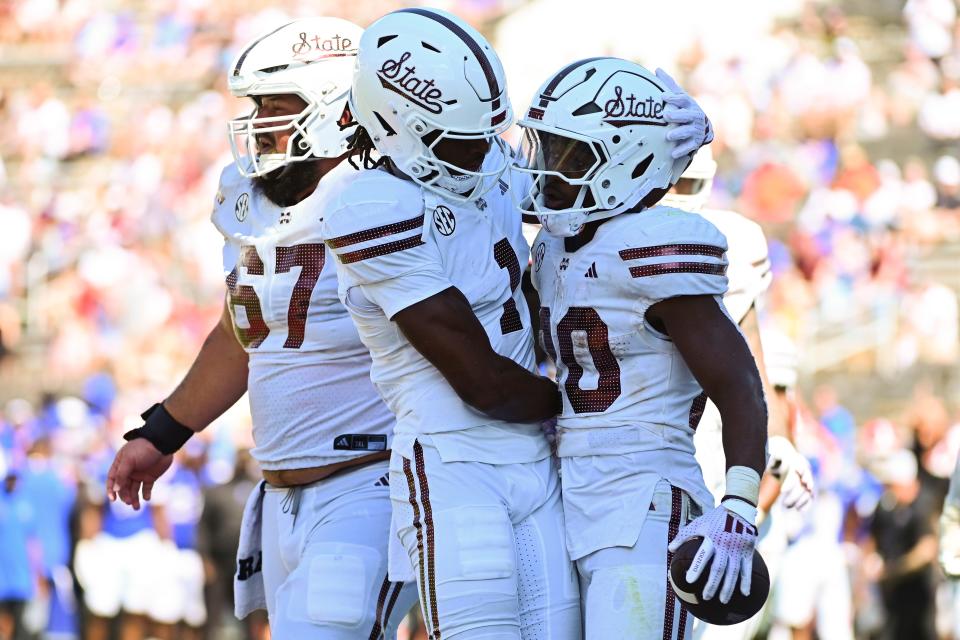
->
[340,119,384,170]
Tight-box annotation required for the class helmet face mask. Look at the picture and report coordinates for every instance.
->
[349,8,513,202]
[660,146,717,211]
[406,121,511,201]
[514,58,679,236]
[228,92,320,178]
[516,127,607,215]
[226,18,362,178]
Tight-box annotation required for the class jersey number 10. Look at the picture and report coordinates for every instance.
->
[540,307,623,413]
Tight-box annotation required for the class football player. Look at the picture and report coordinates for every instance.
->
[661,149,814,639]
[320,9,582,638]
[516,58,767,639]
[105,18,417,639]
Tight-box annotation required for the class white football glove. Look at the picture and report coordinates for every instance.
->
[767,435,815,511]
[668,466,760,604]
[655,68,714,160]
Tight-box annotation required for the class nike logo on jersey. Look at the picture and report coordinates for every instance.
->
[584,262,598,278]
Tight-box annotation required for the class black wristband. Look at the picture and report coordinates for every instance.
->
[123,403,194,455]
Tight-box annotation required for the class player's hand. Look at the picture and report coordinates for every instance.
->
[106,438,174,510]
[655,68,713,159]
[668,501,759,604]
[540,415,559,456]
[767,436,814,511]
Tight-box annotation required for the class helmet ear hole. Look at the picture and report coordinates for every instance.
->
[632,153,654,179]
[372,111,397,136]
[572,101,602,116]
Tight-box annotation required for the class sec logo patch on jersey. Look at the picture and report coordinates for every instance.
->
[235,193,250,222]
[433,205,456,236]
[534,242,546,272]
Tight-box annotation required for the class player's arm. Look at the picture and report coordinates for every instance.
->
[326,191,559,424]
[107,301,248,509]
[654,294,767,604]
[740,304,783,439]
[394,287,560,423]
[741,304,787,514]
[742,303,814,512]
[648,295,767,476]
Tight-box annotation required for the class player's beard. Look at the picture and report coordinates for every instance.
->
[252,159,324,208]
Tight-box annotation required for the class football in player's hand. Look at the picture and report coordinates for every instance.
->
[668,536,770,625]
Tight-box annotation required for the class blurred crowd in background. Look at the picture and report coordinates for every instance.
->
[1,0,960,638]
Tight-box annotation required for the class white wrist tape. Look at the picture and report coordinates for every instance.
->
[722,465,761,523]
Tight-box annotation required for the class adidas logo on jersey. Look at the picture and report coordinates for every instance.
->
[333,433,388,451]
[560,257,570,271]
[279,211,291,225]
[374,473,390,487]
[584,262,598,278]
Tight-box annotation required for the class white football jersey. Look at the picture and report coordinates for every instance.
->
[697,209,771,324]
[322,153,549,465]
[692,209,772,502]
[212,161,394,470]
[532,206,729,511]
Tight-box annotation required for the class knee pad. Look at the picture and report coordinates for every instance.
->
[274,542,381,632]
[444,505,515,580]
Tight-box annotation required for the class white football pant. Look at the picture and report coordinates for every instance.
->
[577,480,700,640]
[390,440,581,639]
[261,461,418,639]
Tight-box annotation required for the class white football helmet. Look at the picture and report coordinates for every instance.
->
[349,8,513,201]
[660,146,717,212]
[227,17,362,177]
[514,58,681,237]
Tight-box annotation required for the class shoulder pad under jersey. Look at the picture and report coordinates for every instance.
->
[616,206,729,311]
[323,169,432,285]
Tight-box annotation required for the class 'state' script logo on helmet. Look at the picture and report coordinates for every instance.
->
[291,31,355,58]
[378,52,445,114]
[433,205,456,236]
[603,86,666,128]
[235,193,250,222]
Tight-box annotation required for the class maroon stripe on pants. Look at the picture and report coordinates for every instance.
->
[413,441,441,639]
[368,576,392,640]
[664,486,685,640]
[403,459,430,638]
[381,582,405,637]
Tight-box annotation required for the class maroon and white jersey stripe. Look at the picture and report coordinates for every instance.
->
[211,161,394,470]
[531,206,728,463]
[322,154,549,464]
